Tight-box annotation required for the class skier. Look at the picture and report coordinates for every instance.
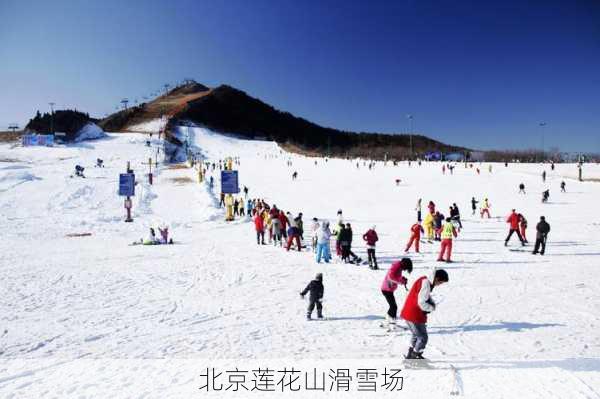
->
[423,211,435,242]
[143,228,159,245]
[243,186,249,198]
[401,269,449,359]
[246,198,253,216]
[505,209,525,246]
[344,223,362,264]
[427,201,436,215]
[339,224,352,263]
[405,221,424,253]
[480,198,491,218]
[254,211,266,245]
[542,170,547,183]
[219,192,225,208]
[286,214,302,252]
[95,158,104,168]
[333,222,344,257]
[316,221,332,263]
[292,171,298,180]
[532,216,551,255]
[300,273,324,320]
[209,176,214,189]
[542,189,550,203]
[433,211,445,241]
[279,210,289,239]
[471,197,478,216]
[519,183,525,194]
[233,198,239,216]
[271,211,282,246]
[415,198,422,222]
[381,258,413,329]
[363,226,379,270]
[74,165,85,178]
[238,198,245,216]
[560,181,566,192]
[450,203,462,229]
[437,218,457,262]
[311,217,320,253]
[519,213,528,244]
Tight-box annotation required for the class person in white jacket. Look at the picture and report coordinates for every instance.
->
[311,217,320,253]
[316,221,332,263]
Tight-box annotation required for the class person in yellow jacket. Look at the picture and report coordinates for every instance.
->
[423,212,435,242]
[480,198,491,218]
[437,217,458,262]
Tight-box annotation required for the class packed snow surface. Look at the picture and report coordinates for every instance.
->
[0,128,599,398]
[127,117,168,133]
[74,123,106,142]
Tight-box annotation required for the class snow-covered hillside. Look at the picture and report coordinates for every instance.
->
[1,128,599,398]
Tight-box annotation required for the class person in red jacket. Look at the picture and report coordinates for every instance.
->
[278,210,288,239]
[519,213,528,244]
[400,269,449,359]
[254,211,266,245]
[363,226,379,270]
[505,209,525,246]
[405,221,425,253]
[381,258,413,329]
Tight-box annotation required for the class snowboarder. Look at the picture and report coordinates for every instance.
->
[405,221,424,253]
[401,269,449,359]
[505,209,525,246]
[471,197,478,216]
[519,183,525,194]
[316,221,332,263]
[363,226,379,270]
[381,258,413,329]
[300,273,324,320]
[560,181,566,193]
[532,216,551,255]
[437,218,457,262]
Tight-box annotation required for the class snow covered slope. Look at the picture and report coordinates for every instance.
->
[0,128,599,398]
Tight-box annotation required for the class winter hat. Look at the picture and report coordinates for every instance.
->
[312,217,318,221]
[315,273,323,281]
[540,216,545,221]
[434,269,449,283]
[337,209,343,214]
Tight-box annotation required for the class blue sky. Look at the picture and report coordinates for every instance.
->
[1,0,598,151]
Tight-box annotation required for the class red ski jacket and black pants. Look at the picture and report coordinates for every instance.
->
[401,276,436,354]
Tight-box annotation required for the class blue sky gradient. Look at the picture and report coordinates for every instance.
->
[1,0,598,151]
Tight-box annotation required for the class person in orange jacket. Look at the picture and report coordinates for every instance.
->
[405,221,425,253]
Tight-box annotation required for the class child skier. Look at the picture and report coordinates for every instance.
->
[300,273,324,320]
[405,221,424,253]
[381,258,413,329]
[519,213,528,244]
[401,269,449,360]
[437,218,457,262]
[363,226,379,270]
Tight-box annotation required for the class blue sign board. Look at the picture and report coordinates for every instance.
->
[119,173,136,196]
[22,134,54,147]
[221,170,239,194]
